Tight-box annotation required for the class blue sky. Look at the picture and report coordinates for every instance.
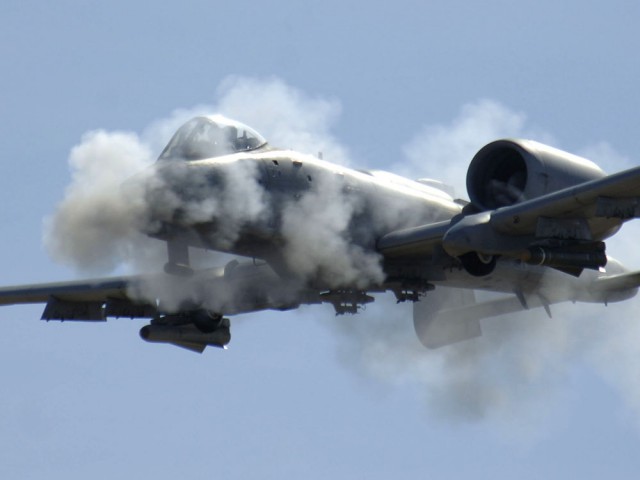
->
[2,1,640,478]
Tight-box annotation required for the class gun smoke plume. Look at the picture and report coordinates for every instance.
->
[43,130,156,272]
[43,77,640,430]
[45,77,353,272]
[44,77,386,308]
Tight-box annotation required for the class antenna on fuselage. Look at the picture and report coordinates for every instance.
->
[318,152,323,160]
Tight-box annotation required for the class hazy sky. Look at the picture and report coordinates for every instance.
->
[2,1,640,479]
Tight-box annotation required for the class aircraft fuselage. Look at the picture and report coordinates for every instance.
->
[146,147,463,288]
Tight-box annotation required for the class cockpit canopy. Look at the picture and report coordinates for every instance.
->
[159,115,267,161]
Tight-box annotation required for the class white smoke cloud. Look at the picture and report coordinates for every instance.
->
[45,78,345,272]
[329,294,580,426]
[215,76,350,164]
[280,168,385,288]
[42,78,640,431]
[587,304,640,422]
[401,99,550,197]
[579,140,635,172]
[43,76,385,307]
[43,130,156,272]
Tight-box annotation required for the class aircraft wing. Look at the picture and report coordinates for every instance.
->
[0,261,320,323]
[376,220,451,257]
[489,164,640,235]
[0,261,329,352]
[378,166,640,260]
[0,276,157,321]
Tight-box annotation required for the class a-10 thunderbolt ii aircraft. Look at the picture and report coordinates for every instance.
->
[2,115,640,352]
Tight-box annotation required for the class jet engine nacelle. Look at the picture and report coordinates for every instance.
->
[466,139,606,211]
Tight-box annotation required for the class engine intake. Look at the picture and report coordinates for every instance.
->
[466,139,606,211]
